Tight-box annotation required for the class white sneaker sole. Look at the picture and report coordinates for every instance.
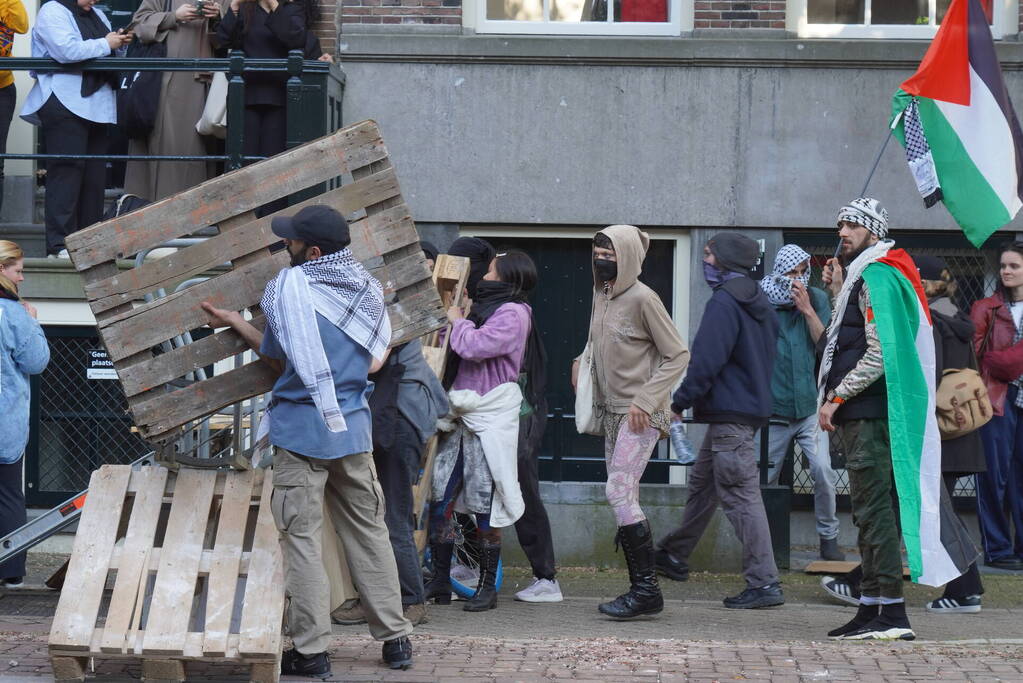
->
[842,627,916,641]
[925,604,981,614]
[514,592,564,603]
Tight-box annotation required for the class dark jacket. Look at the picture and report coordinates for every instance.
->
[971,291,1023,416]
[216,2,307,107]
[931,298,985,475]
[823,279,887,424]
[671,277,778,426]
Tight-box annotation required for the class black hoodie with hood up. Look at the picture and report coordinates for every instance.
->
[671,242,779,426]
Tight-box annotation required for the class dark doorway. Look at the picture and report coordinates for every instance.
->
[490,235,677,483]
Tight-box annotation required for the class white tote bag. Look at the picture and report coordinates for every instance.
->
[196,72,228,139]
[575,342,603,436]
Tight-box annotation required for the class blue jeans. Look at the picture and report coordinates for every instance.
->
[765,415,840,540]
[977,386,1023,563]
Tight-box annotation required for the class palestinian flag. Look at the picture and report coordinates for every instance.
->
[863,249,978,587]
[891,0,1023,248]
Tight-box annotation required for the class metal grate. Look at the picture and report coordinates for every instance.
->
[786,240,997,500]
[30,330,150,504]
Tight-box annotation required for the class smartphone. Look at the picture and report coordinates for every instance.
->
[195,0,206,14]
[120,18,138,32]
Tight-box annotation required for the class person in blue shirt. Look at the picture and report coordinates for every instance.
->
[759,244,843,562]
[0,240,50,588]
[20,0,132,257]
[202,206,413,678]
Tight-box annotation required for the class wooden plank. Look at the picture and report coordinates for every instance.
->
[118,316,266,398]
[386,287,449,345]
[49,466,133,651]
[804,560,910,578]
[67,122,387,269]
[369,250,433,300]
[99,467,170,654]
[203,470,255,657]
[106,546,251,575]
[85,171,406,315]
[238,472,284,657]
[51,656,88,682]
[142,469,217,656]
[133,361,280,440]
[98,250,289,361]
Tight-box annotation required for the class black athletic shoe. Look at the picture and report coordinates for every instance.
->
[820,575,860,606]
[722,582,784,609]
[842,602,915,641]
[382,636,413,670]
[926,595,982,614]
[828,604,879,639]
[280,648,332,679]
[987,556,1023,571]
[654,549,689,582]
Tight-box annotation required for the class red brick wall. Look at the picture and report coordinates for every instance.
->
[340,0,462,27]
[313,0,337,54]
[695,1,785,29]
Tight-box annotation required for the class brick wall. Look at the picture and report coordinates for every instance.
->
[340,0,462,27]
[694,1,785,29]
[313,0,337,55]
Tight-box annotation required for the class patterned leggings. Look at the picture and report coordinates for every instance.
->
[604,417,661,527]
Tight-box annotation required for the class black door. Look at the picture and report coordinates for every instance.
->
[491,235,676,483]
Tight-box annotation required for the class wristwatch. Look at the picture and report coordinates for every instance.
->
[825,390,845,405]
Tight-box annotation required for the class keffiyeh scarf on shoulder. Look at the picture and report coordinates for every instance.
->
[760,244,812,307]
[816,239,894,402]
[261,248,391,433]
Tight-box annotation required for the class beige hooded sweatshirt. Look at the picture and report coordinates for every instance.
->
[585,224,690,418]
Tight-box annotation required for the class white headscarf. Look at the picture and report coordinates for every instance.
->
[760,244,811,307]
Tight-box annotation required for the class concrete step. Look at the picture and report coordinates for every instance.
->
[0,223,44,257]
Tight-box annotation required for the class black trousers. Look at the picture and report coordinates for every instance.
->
[0,456,26,580]
[0,83,16,218]
[514,407,557,580]
[244,104,287,218]
[38,95,106,255]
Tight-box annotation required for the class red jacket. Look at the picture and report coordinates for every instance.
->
[971,291,1023,415]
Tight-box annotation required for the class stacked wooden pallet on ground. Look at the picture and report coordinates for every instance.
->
[49,466,281,682]
[54,120,447,681]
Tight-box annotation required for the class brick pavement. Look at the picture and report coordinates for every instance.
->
[2,611,1023,681]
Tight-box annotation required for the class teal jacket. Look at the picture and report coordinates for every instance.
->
[770,287,831,421]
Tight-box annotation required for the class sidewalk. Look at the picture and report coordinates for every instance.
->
[2,564,1022,681]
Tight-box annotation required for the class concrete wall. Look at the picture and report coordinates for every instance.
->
[337,35,1023,236]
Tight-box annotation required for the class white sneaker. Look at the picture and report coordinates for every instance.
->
[514,578,563,603]
[57,249,70,259]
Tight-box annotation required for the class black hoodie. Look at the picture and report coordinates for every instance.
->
[671,276,779,425]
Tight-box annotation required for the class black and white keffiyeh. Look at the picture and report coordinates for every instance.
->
[837,197,890,239]
[261,248,391,433]
[760,244,811,307]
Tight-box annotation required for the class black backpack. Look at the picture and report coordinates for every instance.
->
[367,344,407,453]
[117,7,169,140]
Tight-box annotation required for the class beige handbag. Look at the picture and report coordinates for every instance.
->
[575,342,603,436]
[935,367,992,440]
[196,72,228,139]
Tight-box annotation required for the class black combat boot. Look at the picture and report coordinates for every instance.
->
[463,540,501,612]
[598,520,664,619]
[424,541,454,605]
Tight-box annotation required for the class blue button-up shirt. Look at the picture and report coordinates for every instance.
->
[20,1,115,125]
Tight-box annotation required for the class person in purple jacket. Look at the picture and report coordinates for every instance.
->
[425,249,544,613]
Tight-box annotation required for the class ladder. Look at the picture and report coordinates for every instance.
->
[0,452,155,567]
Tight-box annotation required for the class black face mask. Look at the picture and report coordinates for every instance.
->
[594,258,617,282]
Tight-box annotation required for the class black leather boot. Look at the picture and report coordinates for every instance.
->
[463,540,501,612]
[424,541,454,605]
[598,520,664,619]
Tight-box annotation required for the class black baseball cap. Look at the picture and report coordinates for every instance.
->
[913,254,947,281]
[271,205,350,250]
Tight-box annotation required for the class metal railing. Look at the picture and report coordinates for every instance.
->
[0,50,345,171]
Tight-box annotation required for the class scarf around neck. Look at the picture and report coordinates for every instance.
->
[260,248,390,433]
[761,245,812,307]
[53,0,116,96]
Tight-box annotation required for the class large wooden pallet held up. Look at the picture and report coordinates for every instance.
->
[49,465,283,682]
[65,120,446,447]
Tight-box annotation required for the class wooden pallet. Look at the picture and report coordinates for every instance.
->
[65,120,446,446]
[49,465,283,682]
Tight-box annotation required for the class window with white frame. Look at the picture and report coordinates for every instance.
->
[793,0,1015,39]
[471,0,688,35]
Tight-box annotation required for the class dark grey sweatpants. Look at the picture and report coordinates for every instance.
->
[657,423,779,587]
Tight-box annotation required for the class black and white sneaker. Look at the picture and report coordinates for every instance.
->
[820,575,860,606]
[841,619,916,641]
[926,595,982,614]
[1,577,24,589]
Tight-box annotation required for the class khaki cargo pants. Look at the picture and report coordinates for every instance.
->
[272,447,412,654]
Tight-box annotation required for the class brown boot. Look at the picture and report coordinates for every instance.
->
[403,602,429,626]
[330,598,367,625]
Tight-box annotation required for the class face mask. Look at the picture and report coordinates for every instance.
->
[703,261,727,288]
[594,258,617,282]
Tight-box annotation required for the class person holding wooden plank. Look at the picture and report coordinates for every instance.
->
[201,205,414,677]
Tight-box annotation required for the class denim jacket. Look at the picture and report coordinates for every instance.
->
[0,298,50,464]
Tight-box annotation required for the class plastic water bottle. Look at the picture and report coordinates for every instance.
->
[669,420,696,465]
